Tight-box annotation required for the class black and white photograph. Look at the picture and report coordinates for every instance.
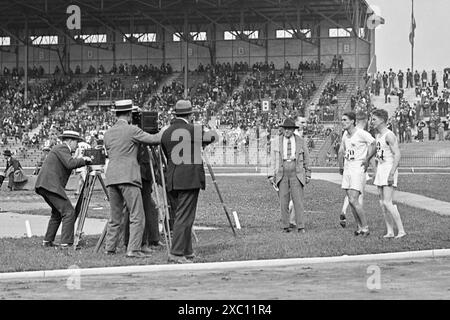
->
[0,0,449,306]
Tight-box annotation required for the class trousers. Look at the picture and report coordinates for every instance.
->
[278,161,305,229]
[36,187,76,245]
[106,184,145,252]
[169,189,199,256]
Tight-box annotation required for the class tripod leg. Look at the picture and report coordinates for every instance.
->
[74,173,97,249]
[74,174,92,248]
[148,147,170,255]
[156,146,173,248]
[94,174,112,254]
[97,174,110,201]
[94,222,108,253]
[203,152,237,236]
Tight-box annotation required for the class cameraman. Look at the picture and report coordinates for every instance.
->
[35,130,92,248]
[103,100,162,258]
[161,100,217,264]
[122,107,164,252]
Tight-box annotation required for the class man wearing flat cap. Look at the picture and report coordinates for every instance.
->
[103,99,162,258]
[161,99,217,263]
[35,130,93,248]
[268,118,311,233]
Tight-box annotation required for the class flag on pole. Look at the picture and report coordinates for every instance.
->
[409,1,416,45]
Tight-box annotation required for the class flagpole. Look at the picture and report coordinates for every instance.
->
[411,0,414,75]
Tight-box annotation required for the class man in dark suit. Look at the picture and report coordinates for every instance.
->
[268,118,311,233]
[35,131,92,248]
[1,150,22,191]
[103,100,162,258]
[161,100,217,263]
[406,68,413,88]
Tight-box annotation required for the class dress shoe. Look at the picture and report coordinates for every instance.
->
[149,241,165,250]
[185,253,196,260]
[126,251,151,258]
[339,214,347,228]
[42,240,58,247]
[168,253,193,264]
[140,246,154,254]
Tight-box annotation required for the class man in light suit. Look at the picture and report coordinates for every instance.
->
[35,131,92,248]
[103,99,161,258]
[269,118,311,233]
[161,100,217,263]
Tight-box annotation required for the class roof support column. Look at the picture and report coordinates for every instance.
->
[354,0,360,88]
[183,12,188,99]
[24,17,28,104]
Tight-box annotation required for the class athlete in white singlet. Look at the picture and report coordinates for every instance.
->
[338,112,376,236]
[365,109,406,239]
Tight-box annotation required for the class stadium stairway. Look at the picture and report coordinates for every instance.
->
[308,137,326,166]
[307,72,336,107]
[156,72,181,95]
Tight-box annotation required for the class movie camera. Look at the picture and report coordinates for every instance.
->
[131,109,159,134]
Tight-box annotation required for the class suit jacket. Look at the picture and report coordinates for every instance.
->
[35,143,86,199]
[271,134,311,187]
[161,118,215,191]
[104,119,161,188]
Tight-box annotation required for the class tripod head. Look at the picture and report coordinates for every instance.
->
[86,164,105,174]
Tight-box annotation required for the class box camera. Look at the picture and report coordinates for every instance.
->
[132,110,159,134]
[83,148,106,166]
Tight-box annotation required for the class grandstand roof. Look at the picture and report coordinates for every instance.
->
[0,0,371,34]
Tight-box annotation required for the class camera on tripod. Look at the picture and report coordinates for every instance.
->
[83,148,106,171]
[132,109,159,134]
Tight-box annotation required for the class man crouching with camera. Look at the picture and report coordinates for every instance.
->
[36,130,93,248]
[103,99,162,258]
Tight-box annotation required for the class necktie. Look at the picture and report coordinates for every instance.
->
[287,138,292,159]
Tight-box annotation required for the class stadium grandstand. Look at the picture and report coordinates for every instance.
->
[0,0,448,170]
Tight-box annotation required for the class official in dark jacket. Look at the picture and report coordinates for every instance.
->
[35,131,92,247]
[161,100,217,263]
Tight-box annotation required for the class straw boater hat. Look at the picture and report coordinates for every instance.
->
[174,100,196,116]
[59,130,84,141]
[279,118,299,129]
[111,99,134,112]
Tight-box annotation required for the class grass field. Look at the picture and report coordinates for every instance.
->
[1,176,449,273]
[398,174,450,203]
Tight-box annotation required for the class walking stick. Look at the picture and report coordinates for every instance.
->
[202,152,236,237]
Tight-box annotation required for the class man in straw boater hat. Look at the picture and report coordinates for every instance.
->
[35,130,93,248]
[103,99,162,258]
[160,99,217,263]
[268,118,311,233]
[121,105,164,253]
